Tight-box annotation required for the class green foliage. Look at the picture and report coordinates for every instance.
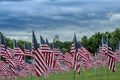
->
[5,38,14,48]
[80,29,120,55]
[81,32,102,54]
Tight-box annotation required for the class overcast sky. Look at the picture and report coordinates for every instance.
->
[0,0,120,42]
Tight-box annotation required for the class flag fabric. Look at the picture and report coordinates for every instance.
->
[98,38,116,72]
[107,46,116,72]
[13,40,24,69]
[40,36,51,52]
[32,31,48,76]
[13,40,24,62]
[24,42,32,57]
[82,60,93,71]
[0,60,7,74]
[40,36,56,78]
[63,52,73,68]
[81,47,94,61]
[72,33,81,74]
[0,33,7,58]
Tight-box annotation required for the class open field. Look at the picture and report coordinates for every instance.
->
[2,63,118,80]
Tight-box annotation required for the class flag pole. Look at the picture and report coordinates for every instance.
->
[31,33,34,80]
[73,39,76,80]
[23,41,26,76]
[106,35,109,80]
[98,48,102,80]
[118,43,120,78]
[30,43,33,80]
[94,51,97,80]
[0,33,1,60]
[81,60,83,80]
[98,46,100,80]
[100,53,103,80]
[96,50,99,80]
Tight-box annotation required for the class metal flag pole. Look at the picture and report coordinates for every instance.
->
[0,34,1,79]
[73,47,76,80]
[81,59,83,80]
[30,43,33,80]
[117,43,120,78]
[73,43,76,80]
[106,35,109,80]
[0,33,1,60]
[23,41,27,80]
[98,46,100,80]
[31,32,34,80]
[107,65,109,80]
[31,31,35,80]
[98,48,102,80]
[94,51,97,80]
[100,56,102,80]
[100,36,104,80]
[73,33,76,80]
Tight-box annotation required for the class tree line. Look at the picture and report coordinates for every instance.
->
[1,28,120,56]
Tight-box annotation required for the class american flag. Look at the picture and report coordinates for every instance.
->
[77,48,88,62]
[24,42,32,57]
[107,55,115,72]
[81,47,94,61]
[82,60,93,71]
[99,38,116,72]
[63,52,73,68]
[107,46,116,72]
[6,47,14,59]
[0,33,7,58]
[70,43,75,57]
[13,40,24,63]
[0,34,13,61]
[114,44,120,62]
[32,31,48,76]
[40,36,51,52]
[14,40,24,55]
[73,51,81,74]
[40,36,56,73]
[53,42,64,57]
[0,60,7,74]
[72,33,81,74]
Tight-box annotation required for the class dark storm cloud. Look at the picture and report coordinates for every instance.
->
[0,0,120,41]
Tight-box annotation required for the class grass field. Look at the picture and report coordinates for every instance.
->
[1,63,120,80]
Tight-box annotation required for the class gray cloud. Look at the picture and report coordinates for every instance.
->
[0,0,120,42]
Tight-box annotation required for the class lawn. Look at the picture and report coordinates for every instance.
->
[1,63,120,80]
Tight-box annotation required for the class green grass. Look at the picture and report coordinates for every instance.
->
[1,63,120,80]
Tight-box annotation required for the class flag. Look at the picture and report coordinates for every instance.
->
[0,33,7,58]
[107,46,116,72]
[99,37,116,72]
[63,52,73,68]
[40,36,55,72]
[53,42,64,57]
[24,42,32,57]
[32,31,48,76]
[72,33,81,74]
[40,36,51,52]
[13,40,24,67]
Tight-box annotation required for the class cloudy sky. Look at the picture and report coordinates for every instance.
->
[0,0,120,42]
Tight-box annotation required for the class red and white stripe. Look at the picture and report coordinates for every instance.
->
[107,56,115,72]
[0,45,7,58]
[73,51,81,74]
[32,48,48,76]
[78,48,88,62]
[24,49,32,57]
